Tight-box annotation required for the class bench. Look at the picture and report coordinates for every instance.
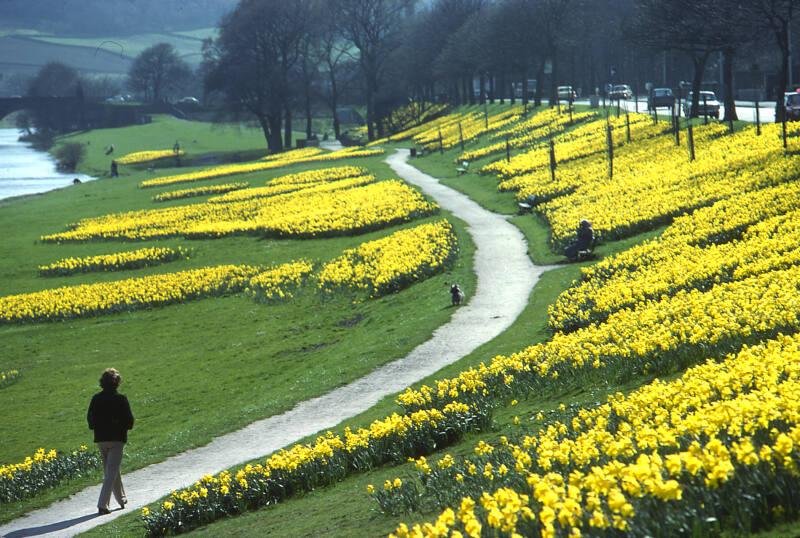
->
[517,195,537,214]
[456,161,470,175]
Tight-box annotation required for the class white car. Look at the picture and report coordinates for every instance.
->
[785,91,800,121]
[557,86,577,101]
[682,91,720,119]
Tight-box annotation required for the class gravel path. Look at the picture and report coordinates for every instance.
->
[0,149,551,538]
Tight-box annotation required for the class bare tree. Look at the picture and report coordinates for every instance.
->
[335,0,413,141]
[203,0,311,152]
[747,0,795,121]
[128,43,191,103]
[313,4,352,139]
[629,0,729,118]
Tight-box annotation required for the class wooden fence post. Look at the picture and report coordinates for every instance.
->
[549,138,557,183]
[755,100,761,136]
[687,123,695,161]
[438,128,444,154]
[626,112,631,143]
[506,136,511,162]
[606,123,614,180]
[458,122,464,151]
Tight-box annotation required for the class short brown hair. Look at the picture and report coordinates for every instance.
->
[99,368,122,390]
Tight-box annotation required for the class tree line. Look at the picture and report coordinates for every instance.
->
[12,0,797,150]
[198,0,795,150]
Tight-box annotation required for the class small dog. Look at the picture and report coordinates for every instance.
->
[450,283,465,306]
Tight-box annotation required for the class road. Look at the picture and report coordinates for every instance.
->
[573,97,779,123]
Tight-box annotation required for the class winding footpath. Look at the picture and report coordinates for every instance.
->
[0,149,551,538]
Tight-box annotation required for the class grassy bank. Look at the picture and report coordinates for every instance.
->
[0,121,476,523]
[79,115,674,537]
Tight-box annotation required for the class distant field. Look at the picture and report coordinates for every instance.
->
[29,31,211,63]
[0,35,131,75]
[0,27,215,81]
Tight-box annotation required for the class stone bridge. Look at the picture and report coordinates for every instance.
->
[0,96,81,120]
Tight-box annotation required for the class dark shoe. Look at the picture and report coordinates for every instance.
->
[98,508,111,515]
[119,501,127,509]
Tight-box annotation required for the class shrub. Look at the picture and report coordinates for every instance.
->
[54,142,86,172]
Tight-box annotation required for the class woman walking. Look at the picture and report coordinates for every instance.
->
[87,368,134,514]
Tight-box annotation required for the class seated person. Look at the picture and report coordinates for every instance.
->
[565,220,594,261]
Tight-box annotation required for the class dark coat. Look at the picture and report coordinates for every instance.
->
[87,389,134,443]
[575,226,594,250]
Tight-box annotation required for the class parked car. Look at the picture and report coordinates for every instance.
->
[785,91,800,121]
[609,84,632,100]
[647,88,674,110]
[512,79,537,99]
[682,91,720,119]
[177,96,200,106]
[557,85,577,102]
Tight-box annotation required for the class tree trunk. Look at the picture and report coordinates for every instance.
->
[689,52,710,119]
[522,67,529,108]
[284,105,292,149]
[775,20,790,123]
[479,74,486,105]
[549,54,559,108]
[498,72,505,104]
[304,81,313,139]
[366,79,376,141]
[722,48,738,122]
[257,115,282,153]
[535,58,545,107]
[489,73,495,103]
[331,89,340,139]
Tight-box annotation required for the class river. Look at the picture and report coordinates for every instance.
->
[0,129,94,203]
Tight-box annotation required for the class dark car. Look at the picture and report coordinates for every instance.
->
[609,84,632,100]
[785,92,800,121]
[682,91,720,119]
[647,88,674,110]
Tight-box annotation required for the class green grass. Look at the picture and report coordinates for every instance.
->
[56,115,274,177]
[0,122,477,522]
[18,103,794,537]
[78,125,673,537]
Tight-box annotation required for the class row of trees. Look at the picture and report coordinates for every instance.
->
[12,0,796,147]
[201,0,796,149]
[200,0,415,151]
[629,0,795,121]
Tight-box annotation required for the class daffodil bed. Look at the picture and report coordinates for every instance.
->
[367,107,524,151]
[457,107,597,163]
[0,369,20,389]
[38,247,188,276]
[387,332,800,537]
[41,178,434,242]
[152,183,249,203]
[135,112,800,537]
[491,116,800,250]
[116,150,185,165]
[0,117,477,526]
[141,401,486,536]
[139,147,383,189]
[0,446,99,504]
[246,260,315,302]
[0,265,262,323]
[318,220,458,298]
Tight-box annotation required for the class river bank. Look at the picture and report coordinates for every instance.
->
[0,129,94,203]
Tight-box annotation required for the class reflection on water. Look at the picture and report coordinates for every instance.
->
[0,129,94,202]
